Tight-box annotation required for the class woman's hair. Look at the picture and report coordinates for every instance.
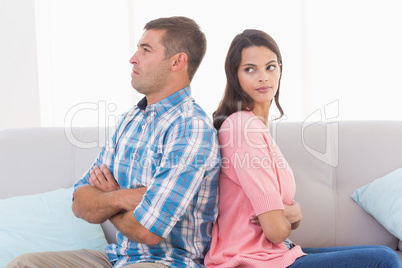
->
[213,29,284,130]
[144,16,206,82]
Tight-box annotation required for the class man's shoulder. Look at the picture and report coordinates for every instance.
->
[171,98,214,128]
[177,97,205,114]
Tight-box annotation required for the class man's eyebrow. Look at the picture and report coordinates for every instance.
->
[137,43,153,50]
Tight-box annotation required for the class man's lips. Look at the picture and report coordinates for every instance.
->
[132,69,139,75]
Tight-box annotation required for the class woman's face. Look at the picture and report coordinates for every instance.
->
[237,46,281,114]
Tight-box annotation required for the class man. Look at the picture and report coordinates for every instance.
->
[7,16,220,268]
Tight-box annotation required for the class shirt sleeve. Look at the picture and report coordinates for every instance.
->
[133,116,220,238]
[223,116,284,216]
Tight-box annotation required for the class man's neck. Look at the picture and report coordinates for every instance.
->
[146,83,190,105]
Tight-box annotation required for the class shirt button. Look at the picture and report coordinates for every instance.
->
[142,125,146,130]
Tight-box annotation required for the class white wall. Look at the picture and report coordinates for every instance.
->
[303,0,402,121]
[0,0,41,131]
[1,0,401,131]
[130,0,402,122]
[34,0,136,129]
[129,0,304,122]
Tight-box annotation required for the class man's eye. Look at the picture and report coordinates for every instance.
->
[144,48,150,52]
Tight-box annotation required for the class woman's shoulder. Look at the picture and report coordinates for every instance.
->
[218,111,270,148]
[221,110,261,130]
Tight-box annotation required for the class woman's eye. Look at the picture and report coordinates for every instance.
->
[267,65,276,71]
[245,67,254,73]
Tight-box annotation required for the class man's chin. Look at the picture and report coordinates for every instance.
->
[131,82,141,92]
[132,85,146,96]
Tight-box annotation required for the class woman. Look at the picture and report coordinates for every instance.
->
[204,29,401,268]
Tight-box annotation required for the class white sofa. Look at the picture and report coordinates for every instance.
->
[0,121,401,262]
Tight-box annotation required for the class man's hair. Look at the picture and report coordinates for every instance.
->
[144,16,206,81]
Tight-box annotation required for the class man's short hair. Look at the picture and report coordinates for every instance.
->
[144,16,207,81]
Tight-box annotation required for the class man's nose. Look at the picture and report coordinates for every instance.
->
[129,51,139,65]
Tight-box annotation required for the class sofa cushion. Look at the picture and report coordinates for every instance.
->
[351,168,402,240]
[0,187,109,267]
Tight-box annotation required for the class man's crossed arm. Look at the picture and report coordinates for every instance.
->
[72,164,163,245]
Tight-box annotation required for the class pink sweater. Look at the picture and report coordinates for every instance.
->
[204,111,305,268]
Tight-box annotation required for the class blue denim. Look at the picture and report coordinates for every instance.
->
[288,245,401,268]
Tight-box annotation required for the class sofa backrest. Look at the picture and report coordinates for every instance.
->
[0,127,103,198]
[274,121,402,250]
[1,122,401,250]
[0,127,117,243]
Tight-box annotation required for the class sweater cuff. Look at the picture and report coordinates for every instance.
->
[250,193,284,216]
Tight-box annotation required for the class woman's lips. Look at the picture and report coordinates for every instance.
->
[257,86,270,92]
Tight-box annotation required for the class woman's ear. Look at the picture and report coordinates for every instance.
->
[171,52,188,72]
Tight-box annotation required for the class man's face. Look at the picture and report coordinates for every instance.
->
[129,29,170,100]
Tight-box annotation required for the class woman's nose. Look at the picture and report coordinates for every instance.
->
[259,73,268,82]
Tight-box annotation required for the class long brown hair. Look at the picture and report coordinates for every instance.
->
[213,29,284,130]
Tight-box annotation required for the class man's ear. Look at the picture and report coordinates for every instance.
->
[171,52,188,72]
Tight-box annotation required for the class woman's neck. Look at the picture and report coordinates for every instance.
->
[251,103,270,127]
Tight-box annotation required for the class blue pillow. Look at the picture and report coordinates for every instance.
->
[351,168,402,240]
[0,187,109,267]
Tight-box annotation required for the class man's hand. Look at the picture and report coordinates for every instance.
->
[72,164,146,223]
[73,164,158,244]
[89,164,120,192]
[87,164,146,211]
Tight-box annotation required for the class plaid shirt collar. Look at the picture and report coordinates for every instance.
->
[137,86,192,117]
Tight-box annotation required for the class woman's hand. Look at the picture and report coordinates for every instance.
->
[284,201,302,230]
[250,215,260,225]
[250,201,302,230]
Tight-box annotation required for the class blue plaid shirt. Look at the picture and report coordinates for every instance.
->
[74,87,221,268]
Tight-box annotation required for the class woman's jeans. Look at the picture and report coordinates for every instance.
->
[288,245,401,268]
